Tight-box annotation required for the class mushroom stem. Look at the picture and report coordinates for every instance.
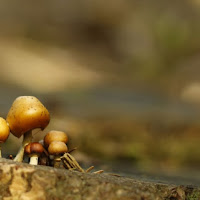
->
[53,155,61,168]
[29,154,39,165]
[0,144,2,158]
[14,130,33,162]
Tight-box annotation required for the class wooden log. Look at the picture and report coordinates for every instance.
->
[0,158,199,200]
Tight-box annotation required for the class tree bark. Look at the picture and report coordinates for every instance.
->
[0,158,199,200]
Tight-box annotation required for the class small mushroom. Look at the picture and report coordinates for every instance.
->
[6,96,50,162]
[25,142,44,165]
[48,141,68,168]
[0,117,10,158]
[44,130,68,148]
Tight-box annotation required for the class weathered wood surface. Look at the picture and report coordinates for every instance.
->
[0,158,199,200]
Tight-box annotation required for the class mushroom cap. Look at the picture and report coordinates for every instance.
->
[48,141,68,155]
[6,96,50,138]
[44,130,68,148]
[30,142,44,154]
[0,117,10,143]
[25,142,44,155]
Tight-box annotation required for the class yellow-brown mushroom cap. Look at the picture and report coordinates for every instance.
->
[44,130,68,148]
[0,117,10,143]
[48,141,68,155]
[6,96,50,138]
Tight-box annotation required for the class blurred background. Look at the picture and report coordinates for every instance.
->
[1,0,200,183]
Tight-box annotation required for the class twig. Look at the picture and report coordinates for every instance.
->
[93,170,104,174]
[85,166,94,173]
[61,153,104,175]
[61,153,84,172]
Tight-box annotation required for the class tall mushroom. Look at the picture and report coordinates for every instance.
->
[0,117,10,158]
[6,96,50,162]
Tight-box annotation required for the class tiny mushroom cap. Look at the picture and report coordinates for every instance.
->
[6,96,50,138]
[30,142,44,155]
[44,130,68,148]
[0,117,10,143]
[48,141,68,156]
[25,142,44,155]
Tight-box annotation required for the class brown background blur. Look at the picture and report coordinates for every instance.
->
[1,0,200,177]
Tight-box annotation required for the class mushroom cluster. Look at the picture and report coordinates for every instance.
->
[44,130,68,167]
[0,96,103,174]
[6,96,50,162]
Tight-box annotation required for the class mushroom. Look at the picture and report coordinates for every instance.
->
[48,141,68,167]
[44,130,68,148]
[25,142,44,165]
[6,96,50,162]
[0,117,10,158]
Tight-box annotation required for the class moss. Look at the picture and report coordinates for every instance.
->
[187,190,200,200]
